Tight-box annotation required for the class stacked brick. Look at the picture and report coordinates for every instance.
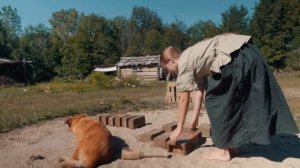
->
[165,81,195,103]
[99,114,146,129]
[139,121,211,155]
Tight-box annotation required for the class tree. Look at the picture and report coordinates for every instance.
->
[48,9,81,78]
[142,29,162,55]
[56,14,120,79]
[13,23,54,82]
[125,6,163,56]
[161,19,187,50]
[49,9,80,44]
[221,5,249,34]
[112,16,128,56]
[0,22,11,57]
[187,20,220,46]
[250,0,300,69]
[0,5,21,57]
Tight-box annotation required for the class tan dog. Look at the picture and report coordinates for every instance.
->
[55,114,115,168]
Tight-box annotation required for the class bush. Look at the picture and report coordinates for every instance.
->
[286,48,300,71]
[87,72,114,89]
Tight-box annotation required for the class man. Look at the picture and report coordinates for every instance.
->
[160,33,299,161]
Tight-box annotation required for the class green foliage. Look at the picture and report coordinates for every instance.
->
[221,5,249,34]
[161,19,188,49]
[88,72,114,89]
[12,23,55,82]
[250,0,300,69]
[0,5,21,57]
[187,20,220,46]
[286,48,300,71]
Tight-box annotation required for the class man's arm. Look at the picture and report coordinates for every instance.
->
[190,88,204,129]
[170,91,190,141]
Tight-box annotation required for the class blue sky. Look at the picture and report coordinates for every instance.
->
[0,0,259,29]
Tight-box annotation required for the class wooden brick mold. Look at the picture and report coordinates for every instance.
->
[167,130,201,156]
[140,129,165,142]
[153,132,171,149]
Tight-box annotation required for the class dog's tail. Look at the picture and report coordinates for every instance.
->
[55,158,84,168]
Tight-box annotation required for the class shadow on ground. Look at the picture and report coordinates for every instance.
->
[239,134,300,162]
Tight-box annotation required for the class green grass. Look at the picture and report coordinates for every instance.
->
[0,76,299,133]
[0,81,168,133]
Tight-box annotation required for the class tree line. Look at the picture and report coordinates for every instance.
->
[0,0,300,83]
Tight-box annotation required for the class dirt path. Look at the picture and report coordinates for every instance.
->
[0,110,300,168]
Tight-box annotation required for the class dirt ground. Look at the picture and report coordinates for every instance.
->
[0,109,299,168]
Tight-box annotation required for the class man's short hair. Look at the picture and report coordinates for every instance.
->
[160,46,180,65]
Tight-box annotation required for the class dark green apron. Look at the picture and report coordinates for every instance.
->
[205,42,299,148]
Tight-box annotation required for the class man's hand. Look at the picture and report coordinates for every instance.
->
[189,117,198,130]
[170,126,183,141]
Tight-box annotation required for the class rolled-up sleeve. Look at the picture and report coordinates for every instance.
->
[176,48,194,92]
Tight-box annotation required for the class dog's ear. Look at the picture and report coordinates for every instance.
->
[64,116,72,127]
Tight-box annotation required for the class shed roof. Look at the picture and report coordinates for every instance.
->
[116,55,159,67]
[0,58,22,64]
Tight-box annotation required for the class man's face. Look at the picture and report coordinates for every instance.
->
[162,53,179,75]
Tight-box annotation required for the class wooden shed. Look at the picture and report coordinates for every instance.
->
[116,55,162,82]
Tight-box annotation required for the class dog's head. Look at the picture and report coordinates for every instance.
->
[65,114,88,130]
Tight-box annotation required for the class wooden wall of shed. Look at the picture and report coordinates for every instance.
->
[119,65,159,82]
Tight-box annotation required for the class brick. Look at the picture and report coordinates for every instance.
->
[121,115,136,128]
[165,96,176,103]
[108,115,117,126]
[114,114,128,127]
[128,115,146,129]
[140,129,165,142]
[99,114,113,125]
[153,132,171,149]
[199,123,211,137]
[162,121,177,132]
[167,131,201,155]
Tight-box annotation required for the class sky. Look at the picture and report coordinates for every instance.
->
[0,0,259,29]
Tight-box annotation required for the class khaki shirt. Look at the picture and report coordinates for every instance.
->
[176,34,251,92]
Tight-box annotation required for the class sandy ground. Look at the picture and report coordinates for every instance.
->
[0,109,300,168]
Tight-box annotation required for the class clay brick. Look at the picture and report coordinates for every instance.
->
[199,123,211,137]
[99,114,113,125]
[121,115,136,128]
[162,121,177,132]
[165,96,176,103]
[140,129,165,142]
[108,115,117,126]
[128,115,146,129]
[114,114,128,127]
[167,131,201,155]
[153,132,171,149]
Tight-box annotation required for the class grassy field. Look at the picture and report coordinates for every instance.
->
[0,81,168,133]
[0,77,299,133]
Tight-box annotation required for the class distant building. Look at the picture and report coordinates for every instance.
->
[116,55,164,82]
[93,64,117,76]
[0,57,33,84]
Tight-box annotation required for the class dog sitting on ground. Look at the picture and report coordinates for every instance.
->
[55,114,115,168]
